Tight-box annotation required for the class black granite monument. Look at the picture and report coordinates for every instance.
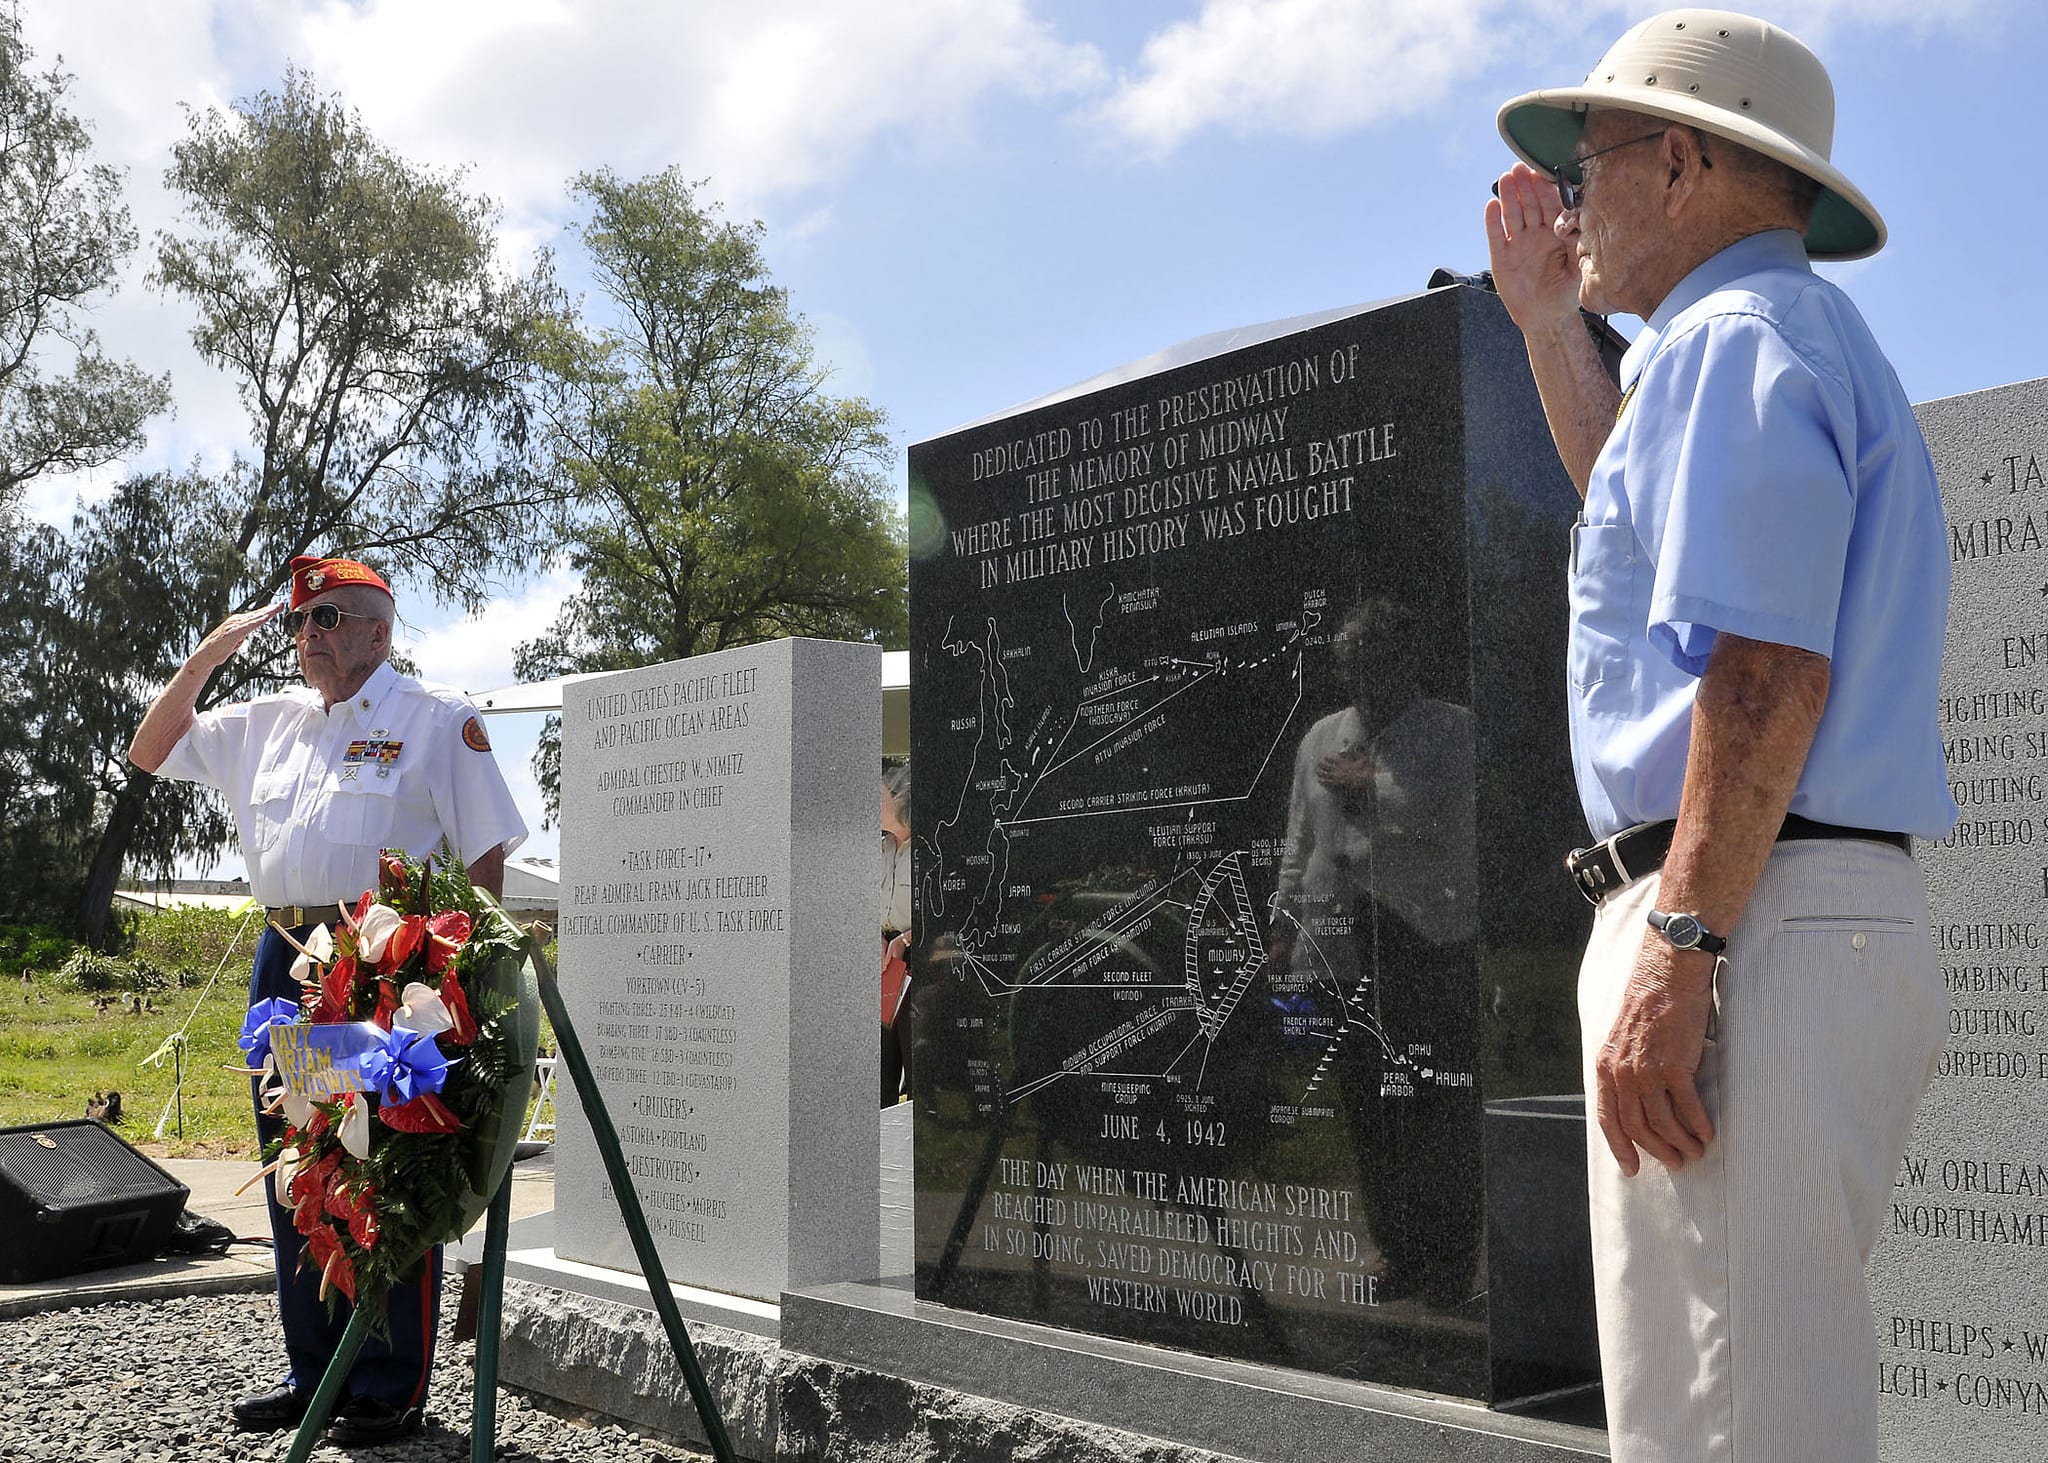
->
[905,284,1618,1403]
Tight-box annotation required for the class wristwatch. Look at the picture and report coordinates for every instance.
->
[1647,909,1727,956]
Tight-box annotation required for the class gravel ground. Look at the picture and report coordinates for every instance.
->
[0,1291,711,1462]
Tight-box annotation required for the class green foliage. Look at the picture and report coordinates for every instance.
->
[149,67,565,599]
[518,169,907,822]
[0,469,242,928]
[0,11,169,514]
[56,947,168,994]
[0,14,176,931]
[122,905,261,987]
[56,67,572,945]
[0,922,75,976]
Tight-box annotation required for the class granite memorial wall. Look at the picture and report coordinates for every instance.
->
[552,638,879,1303]
[1872,376,2048,1459]
[904,285,1612,1401]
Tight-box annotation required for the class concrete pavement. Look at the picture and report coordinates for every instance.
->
[0,1147,556,1320]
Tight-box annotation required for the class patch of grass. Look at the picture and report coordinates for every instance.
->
[0,975,258,1156]
[120,905,262,986]
[0,914,561,1158]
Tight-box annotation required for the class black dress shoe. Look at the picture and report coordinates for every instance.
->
[230,1382,311,1431]
[325,1395,424,1448]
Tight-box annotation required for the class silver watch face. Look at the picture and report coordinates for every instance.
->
[1662,913,1704,948]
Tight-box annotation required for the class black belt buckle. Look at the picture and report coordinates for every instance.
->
[1565,840,1622,905]
[1565,820,1672,906]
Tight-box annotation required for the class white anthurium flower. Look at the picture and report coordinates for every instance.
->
[355,904,404,963]
[338,1093,372,1159]
[288,924,334,984]
[276,1141,307,1196]
[392,982,453,1037]
[281,1091,315,1129]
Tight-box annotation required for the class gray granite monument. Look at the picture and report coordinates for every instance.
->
[1871,376,2048,1459]
[552,637,880,1301]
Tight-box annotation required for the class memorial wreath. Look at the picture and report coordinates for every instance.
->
[236,851,538,1322]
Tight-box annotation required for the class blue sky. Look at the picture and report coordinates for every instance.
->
[22,0,2042,874]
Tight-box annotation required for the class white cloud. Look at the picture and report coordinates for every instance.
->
[13,0,1104,523]
[1092,0,1557,155]
[401,566,581,696]
[1090,0,2003,156]
[255,0,1105,228]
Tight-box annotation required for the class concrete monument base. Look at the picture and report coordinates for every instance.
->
[487,1067,1608,1460]
[493,1266,1607,1462]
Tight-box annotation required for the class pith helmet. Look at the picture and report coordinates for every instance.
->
[1496,8,1885,259]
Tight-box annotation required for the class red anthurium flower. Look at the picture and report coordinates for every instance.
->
[380,853,408,897]
[335,892,376,962]
[379,1090,464,1133]
[382,914,427,973]
[325,1177,380,1252]
[289,1148,340,1234]
[347,1200,379,1251]
[316,954,358,1024]
[303,1221,338,1263]
[373,981,398,1031]
[424,911,472,975]
[437,971,477,1045]
[303,1223,357,1304]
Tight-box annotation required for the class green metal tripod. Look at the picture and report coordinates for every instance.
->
[284,952,739,1462]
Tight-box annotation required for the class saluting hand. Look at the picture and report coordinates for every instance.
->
[188,602,285,674]
[1484,165,1582,335]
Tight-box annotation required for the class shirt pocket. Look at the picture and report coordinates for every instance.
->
[248,770,297,852]
[1568,520,1639,694]
[324,774,398,850]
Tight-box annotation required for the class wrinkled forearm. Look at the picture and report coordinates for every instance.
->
[1521,315,1622,498]
[1656,633,1831,939]
[128,660,209,773]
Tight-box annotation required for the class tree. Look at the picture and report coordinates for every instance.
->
[64,69,566,945]
[517,169,906,821]
[0,9,169,515]
[0,469,240,926]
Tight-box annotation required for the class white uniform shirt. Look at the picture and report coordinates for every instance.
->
[156,661,526,908]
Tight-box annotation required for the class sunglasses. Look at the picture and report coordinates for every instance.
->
[282,604,379,635]
[1549,131,1670,210]
[1490,129,1709,210]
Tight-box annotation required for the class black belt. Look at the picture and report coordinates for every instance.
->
[267,903,348,930]
[1565,816,1911,905]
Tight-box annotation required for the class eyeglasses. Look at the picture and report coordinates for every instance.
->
[282,603,379,635]
[1551,130,1671,210]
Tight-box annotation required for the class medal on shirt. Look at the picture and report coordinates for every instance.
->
[341,734,404,781]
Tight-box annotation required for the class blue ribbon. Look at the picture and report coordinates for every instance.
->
[358,1027,455,1106]
[239,998,301,1060]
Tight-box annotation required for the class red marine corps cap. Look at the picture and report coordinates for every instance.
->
[288,555,392,610]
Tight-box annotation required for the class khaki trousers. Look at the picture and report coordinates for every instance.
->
[1579,840,1946,1462]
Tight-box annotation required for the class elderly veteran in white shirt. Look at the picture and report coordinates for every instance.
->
[130,553,525,1448]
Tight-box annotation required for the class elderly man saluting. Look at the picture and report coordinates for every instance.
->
[130,556,525,1447]
[1485,12,1955,1461]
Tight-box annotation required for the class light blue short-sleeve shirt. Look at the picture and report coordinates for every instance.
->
[1568,229,1957,842]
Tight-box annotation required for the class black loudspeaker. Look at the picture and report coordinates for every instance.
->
[0,1119,190,1282]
